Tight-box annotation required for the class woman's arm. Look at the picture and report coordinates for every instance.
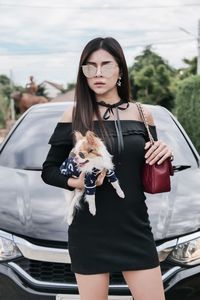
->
[143,106,173,165]
[42,108,100,190]
[41,143,75,190]
[41,109,75,190]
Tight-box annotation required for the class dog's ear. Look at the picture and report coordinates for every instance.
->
[74,131,83,142]
[86,131,98,146]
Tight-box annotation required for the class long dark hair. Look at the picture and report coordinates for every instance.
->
[72,37,131,134]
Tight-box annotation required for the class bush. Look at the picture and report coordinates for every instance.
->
[0,92,11,128]
[175,75,200,153]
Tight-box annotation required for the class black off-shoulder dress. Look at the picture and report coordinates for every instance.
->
[41,120,160,274]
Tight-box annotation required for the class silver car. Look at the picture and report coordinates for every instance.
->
[0,102,200,300]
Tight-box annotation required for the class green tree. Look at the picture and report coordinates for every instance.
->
[0,92,10,128]
[0,74,24,127]
[0,75,11,128]
[0,75,10,86]
[175,75,200,153]
[0,75,12,99]
[129,46,176,110]
[178,57,197,79]
[66,82,76,92]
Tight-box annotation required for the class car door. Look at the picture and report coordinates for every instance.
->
[147,105,200,241]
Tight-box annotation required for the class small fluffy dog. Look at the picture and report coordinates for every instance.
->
[60,131,125,225]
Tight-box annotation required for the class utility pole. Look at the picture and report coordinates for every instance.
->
[179,19,200,75]
[197,19,200,75]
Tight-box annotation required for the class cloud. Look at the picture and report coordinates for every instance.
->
[0,0,199,86]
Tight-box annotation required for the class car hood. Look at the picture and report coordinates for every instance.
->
[0,166,200,242]
[0,166,70,242]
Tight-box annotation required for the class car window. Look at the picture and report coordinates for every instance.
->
[0,111,63,169]
[0,106,198,169]
[150,106,198,167]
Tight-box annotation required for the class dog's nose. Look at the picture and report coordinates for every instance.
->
[79,152,85,159]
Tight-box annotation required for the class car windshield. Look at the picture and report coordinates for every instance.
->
[150,107,198,167]
[0,105,198,170]
[0,110,63,170]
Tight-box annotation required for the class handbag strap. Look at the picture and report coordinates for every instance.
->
[135,102,155,145]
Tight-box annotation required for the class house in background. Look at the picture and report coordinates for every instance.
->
[39,80,75,102]
[39,81,65,99]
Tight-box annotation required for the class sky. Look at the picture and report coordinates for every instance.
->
[0,0,199,88]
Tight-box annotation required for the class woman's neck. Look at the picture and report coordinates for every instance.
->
[96,90,120,105]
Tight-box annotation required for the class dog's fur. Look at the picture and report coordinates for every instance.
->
[61,131,125,225]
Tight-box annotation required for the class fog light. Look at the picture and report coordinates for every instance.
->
[169,238,200,265]
[0,236,21,261]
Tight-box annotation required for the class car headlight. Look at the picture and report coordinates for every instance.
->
[0,236,22,261]
[168,238,200,266]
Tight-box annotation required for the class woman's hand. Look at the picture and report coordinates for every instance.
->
[144,140,173,165]
[67,169,106,189]
[96,169,106,186]
[67,172,85,189]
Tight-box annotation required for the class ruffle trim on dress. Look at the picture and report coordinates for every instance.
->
[48,120,158,145]
[106,128,147,137]
[94,121,157,141]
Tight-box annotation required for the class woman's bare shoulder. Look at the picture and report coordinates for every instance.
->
[142,105,155,126]
[130,101,155,126]
[59,107,73,123]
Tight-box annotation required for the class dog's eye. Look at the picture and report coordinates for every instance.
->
[79,152,85,159]
[88,148,94,153]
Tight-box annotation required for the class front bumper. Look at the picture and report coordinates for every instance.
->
[0,263,55,300]
[1,231,200,300]
[0,260,133,298]
[165,264,200,300]
[1,260,200,300]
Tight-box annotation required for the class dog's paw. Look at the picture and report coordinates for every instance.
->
[67,207,75,225]
[89,204,96,216]
[67,213,74,225]
[117,189,125,198]
[85,195,96,216]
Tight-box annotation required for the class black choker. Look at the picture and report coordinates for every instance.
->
[97,100,129,154]
[97,99,129,120]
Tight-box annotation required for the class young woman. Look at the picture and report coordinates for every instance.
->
[42,37,173,300]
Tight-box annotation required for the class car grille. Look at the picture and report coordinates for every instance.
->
[13,257,173,286]
[14,257,127,285]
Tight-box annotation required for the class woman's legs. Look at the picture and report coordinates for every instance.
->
[122,266,165,300]
[75,272,109,300]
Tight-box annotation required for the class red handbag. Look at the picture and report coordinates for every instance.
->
[136,103,174,194]
[142,157,174,193]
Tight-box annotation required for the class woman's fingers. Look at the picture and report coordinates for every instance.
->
[156,150,172,165]
[78,172,85,189]
[144,141,152,150]
[68,172,85,189]
[147,149,172,165]
[77,170,106,188]
[145,141,165,160]
[96,170,106,186]
[145,141,173,165]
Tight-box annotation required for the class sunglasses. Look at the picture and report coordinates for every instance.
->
[81,62,118,78]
